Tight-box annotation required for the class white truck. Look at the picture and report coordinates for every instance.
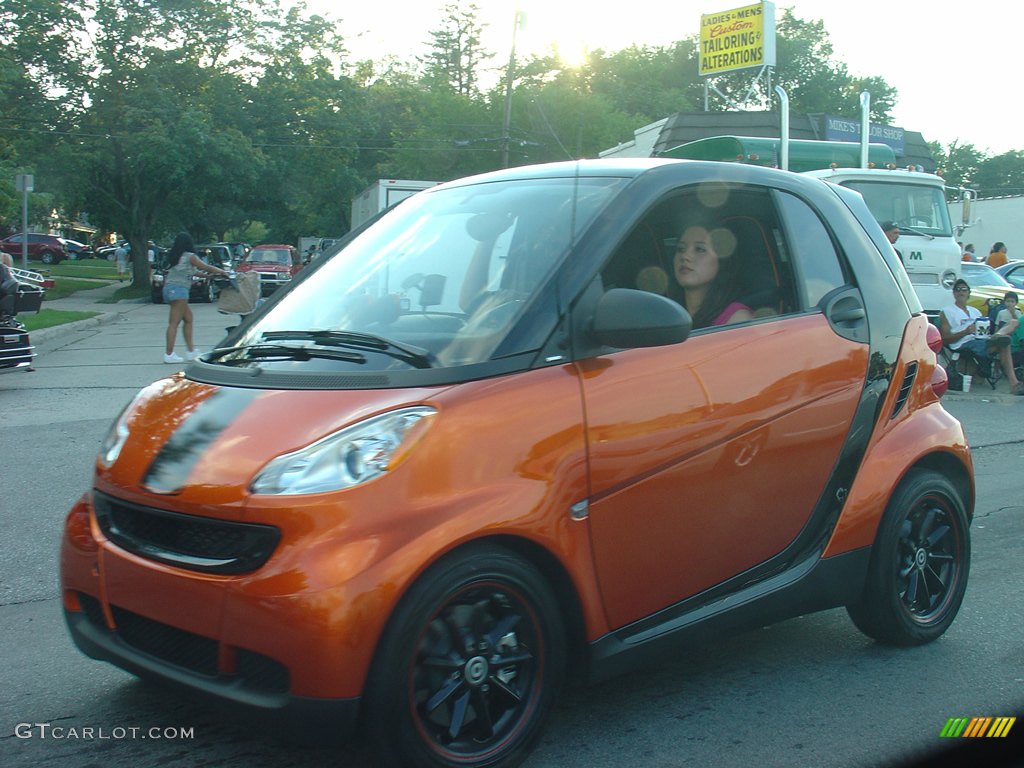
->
[952,194,1024,258]
[803,164,964,315]
[350,179,440,231]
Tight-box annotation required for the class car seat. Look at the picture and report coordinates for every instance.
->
[718,215,787,315]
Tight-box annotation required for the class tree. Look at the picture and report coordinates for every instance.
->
[930,140,985,194]
[421,3,492,98]
[971,151,1024,198]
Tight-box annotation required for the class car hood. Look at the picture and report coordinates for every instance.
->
[966,284,1012,312]
[95,375,438,517]
[239,263,290,273]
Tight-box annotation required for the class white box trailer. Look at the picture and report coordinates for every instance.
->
[952,195,1024,259]
[351,179,440,230]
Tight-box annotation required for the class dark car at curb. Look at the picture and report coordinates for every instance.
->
[150,243,232,304]
[62,158,973,768]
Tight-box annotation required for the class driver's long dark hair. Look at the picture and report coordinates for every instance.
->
[166,232,195,268]
[668,216,744,329]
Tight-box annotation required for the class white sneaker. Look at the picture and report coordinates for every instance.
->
[185,348,203,361]
[163,352,184,364]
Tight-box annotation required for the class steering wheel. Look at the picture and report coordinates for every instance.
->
[463,295,525,333]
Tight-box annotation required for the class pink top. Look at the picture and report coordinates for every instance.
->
[711,301,752,326]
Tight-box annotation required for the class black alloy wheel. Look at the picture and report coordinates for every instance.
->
[364,545,565,768]
[847,469,970,646]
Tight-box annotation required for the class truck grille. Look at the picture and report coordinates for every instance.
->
[93,492,280,574]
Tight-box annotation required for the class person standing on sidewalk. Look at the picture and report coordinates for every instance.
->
[162,232,230,364]
[114,242,129,282]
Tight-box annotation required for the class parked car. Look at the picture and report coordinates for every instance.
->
[995,260,1024,291]
[959,261,1017,317]
[0,233,68,264]
[62,158,972,768]
[62,238,94,260]
[96,240,129,261]
[218,241,250,266]
[150,243,232,304]
[235,243,303,295]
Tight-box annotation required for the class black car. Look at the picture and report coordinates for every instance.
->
[150,243,232,303]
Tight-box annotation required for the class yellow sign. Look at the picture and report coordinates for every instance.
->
[700,2,776,76]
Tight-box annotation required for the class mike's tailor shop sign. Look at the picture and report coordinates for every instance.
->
[700,2,776,76]
[824,116,906,155]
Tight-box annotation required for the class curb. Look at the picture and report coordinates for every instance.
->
[30,311,122,343]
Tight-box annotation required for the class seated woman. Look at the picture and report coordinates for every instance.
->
[0,253,20,321]
[670,218,753,329]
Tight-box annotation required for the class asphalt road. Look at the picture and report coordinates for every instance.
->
[1,297,1022,767]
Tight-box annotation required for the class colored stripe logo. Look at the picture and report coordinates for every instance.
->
[941,716,1016,738]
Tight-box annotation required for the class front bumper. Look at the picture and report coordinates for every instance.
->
[59,491,385,731]
[63,605,360,734]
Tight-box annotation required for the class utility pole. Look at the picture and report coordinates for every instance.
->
[15,173,33,269]
[501,10,524,169]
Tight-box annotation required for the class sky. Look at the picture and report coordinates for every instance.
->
[303,1,1021,156]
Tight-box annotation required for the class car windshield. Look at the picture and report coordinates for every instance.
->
[247,249,291,264]
[962,262,1011,287]
[223,175,624,371]
[842,180,953,237]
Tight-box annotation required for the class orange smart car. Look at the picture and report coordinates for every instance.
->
[62,158,973,768]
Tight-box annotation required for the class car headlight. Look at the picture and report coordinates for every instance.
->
[251,406,436,495]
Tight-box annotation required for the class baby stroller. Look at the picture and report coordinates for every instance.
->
[215,271,261,331]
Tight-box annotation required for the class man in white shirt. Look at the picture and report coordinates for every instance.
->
[939,279,1024,395]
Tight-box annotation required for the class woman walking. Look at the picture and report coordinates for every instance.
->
[162,232,230,363]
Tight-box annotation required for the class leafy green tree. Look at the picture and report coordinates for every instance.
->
[239,7,371,240]
[971,151,1024,198]
[421,2,492,97]
[929,140,985,194]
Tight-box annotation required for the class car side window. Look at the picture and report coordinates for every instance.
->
[774,191,848,309]
[601,184,801,330]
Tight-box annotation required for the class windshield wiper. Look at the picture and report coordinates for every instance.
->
[897,224,935,240]
[204,343,367,366]
[261,330,436,369]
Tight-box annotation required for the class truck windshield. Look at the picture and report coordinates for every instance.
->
[227,175,625,370]
[842,181,953,237]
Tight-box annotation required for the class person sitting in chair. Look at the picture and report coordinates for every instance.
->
[940,278,1024,395]
[0,253,21,322]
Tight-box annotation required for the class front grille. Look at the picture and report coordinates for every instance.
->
[111,605,219,676]
[78,592,108,629]
[83,599,291,693]
[94,492,280,574]
[237,648,290,693]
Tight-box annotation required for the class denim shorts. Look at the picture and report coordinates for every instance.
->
[163,284,189,302]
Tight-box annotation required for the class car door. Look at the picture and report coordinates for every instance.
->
[579,184,870,630]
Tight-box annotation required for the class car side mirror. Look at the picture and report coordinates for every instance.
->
[591,288,691,349]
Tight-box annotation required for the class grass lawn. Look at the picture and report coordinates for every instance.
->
[47,261,121,281]
[42,278,110,300]
[21,308,99,332]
